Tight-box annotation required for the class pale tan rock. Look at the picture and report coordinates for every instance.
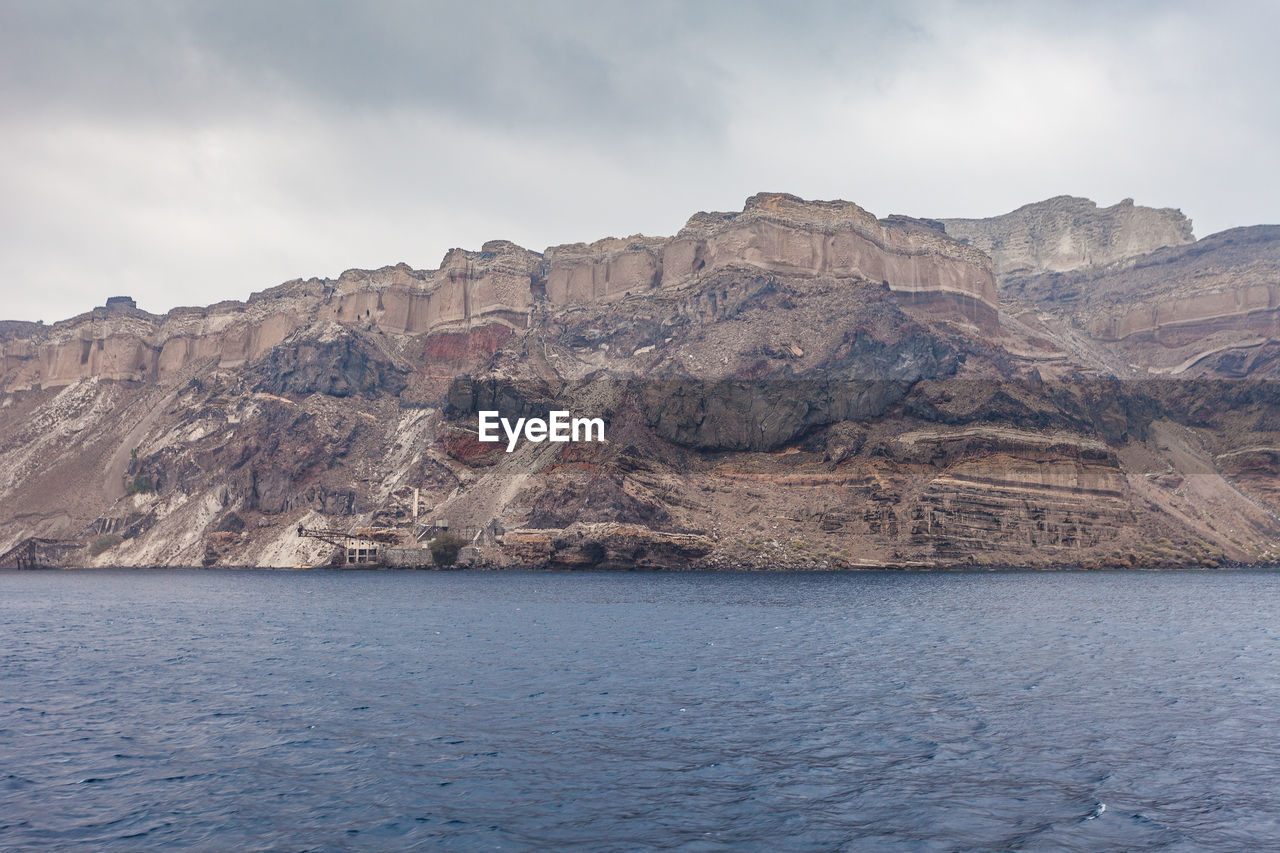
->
[0,193,1002,393]
[941,196,1194,277]
[544,236,666,304]
[663,193,998,330]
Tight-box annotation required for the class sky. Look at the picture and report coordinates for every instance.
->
[2,0,1278,323]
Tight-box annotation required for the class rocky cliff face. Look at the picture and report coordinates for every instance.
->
[0,194,997,397]
[2,193,1278,570]
[996,226,1280,379]
[943,197,1280,386]
[940,196,1194,278]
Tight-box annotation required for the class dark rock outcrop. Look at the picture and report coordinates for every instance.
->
[249,327,409,399]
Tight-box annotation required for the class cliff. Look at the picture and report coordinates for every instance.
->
[940,196,1194,278]
[0,193,996,395]
[1,193,1278,571]
[996,226,1280,379]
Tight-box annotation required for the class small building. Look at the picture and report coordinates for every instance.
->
[344,537,381,565]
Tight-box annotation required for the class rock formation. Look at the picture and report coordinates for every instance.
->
[1,193,1278,571]
[0,194,998,397]
[994,224,1280,379]
[940,196,1194,278]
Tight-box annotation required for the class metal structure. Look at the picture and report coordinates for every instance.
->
[297,526,402,546]
[297,526,405,566]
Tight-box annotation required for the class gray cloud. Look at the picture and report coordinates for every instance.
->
[1,0,1278,322]
[2,1,732,139]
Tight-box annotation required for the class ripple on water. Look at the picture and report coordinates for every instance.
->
[2,568,1279,850]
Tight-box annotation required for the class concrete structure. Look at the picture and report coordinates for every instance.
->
[344,537,381,565]
[382,547,435,568]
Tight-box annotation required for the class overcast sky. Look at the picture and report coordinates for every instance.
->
[2,0,1277,322]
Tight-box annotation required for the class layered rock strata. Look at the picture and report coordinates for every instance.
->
[2,193,1279,570]
[0,194,997,393]
[999,226,1280,378]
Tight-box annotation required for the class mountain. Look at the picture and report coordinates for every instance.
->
[2,192,1278,570]
[939,195,1194,278]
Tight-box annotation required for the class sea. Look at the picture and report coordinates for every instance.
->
[2,568,1279,851]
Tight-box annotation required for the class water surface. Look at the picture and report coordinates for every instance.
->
[3,569,1279,850]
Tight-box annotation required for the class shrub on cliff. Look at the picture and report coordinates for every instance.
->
[126,474,155,495]
[88,534,122,556]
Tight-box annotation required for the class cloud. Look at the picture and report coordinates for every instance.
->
[1,1,730,140]
[1,1,1278,321]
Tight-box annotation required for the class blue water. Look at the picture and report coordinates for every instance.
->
[2,570,1280,851]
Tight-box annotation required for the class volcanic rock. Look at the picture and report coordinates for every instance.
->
[1,193,1278,570]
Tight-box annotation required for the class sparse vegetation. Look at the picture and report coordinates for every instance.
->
[126,474,155,495]
[88,534,122,556]
[429,533,468,566]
